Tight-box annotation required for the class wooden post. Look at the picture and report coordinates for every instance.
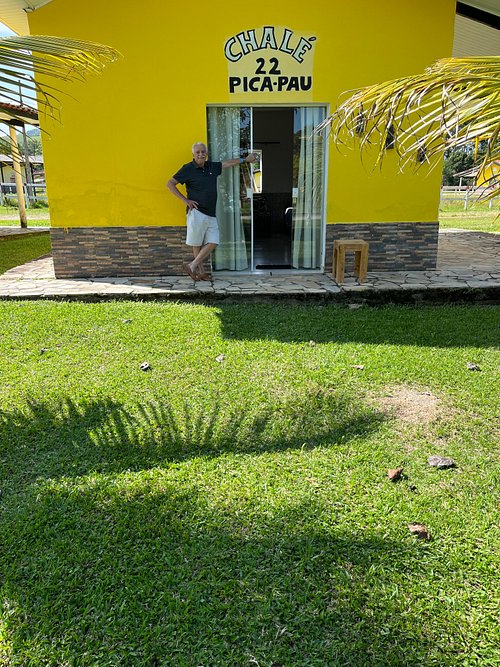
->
[8,124,28,228]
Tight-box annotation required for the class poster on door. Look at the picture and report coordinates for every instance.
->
[224,26,316,101]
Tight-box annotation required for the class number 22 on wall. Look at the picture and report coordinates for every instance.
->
[255,58,281,75]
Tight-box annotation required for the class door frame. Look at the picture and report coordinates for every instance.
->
[206,103,329,274]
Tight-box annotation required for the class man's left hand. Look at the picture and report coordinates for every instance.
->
[245,153,258,163]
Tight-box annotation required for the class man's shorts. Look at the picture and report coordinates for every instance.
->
[186,208,220,246]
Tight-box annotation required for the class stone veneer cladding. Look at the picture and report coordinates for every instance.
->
[51,227,187,278]
[51,222,439,278]
[325,222,439,272]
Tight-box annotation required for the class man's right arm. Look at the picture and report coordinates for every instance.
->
[167,177,199,211]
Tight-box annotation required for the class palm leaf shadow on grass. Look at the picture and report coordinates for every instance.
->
[0,389,385,486]
[1,478,446,666]
[0,398,485,665]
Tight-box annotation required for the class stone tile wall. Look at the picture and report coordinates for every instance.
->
[51,222,439,278]
[51,227,187,278]
[325,222,439,272]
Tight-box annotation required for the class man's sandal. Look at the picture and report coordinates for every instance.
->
[183,262,198,280]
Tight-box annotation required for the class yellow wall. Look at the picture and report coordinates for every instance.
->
[29,0,456,228]
[478,162,500,187]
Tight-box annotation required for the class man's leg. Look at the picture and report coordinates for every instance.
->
[186,243,217,275]
[196,216,218,278]
[191,245,202,275]
[184,213,218,280]
[191,245,210,277]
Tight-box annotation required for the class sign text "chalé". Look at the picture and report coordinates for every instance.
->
[224,27,316,64]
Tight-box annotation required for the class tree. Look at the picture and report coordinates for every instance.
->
[442,147,474,186]
[15,131,42,157]
[321,57,500,200]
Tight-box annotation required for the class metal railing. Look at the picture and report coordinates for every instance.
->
[440,186,498,210]
[0,182,48,207]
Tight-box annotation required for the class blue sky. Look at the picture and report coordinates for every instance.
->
[0,22,14,38]
[0,21,37,104]
[0,21,40,139]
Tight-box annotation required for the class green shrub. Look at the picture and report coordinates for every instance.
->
[2,196,18,208]
[31,199,49,209]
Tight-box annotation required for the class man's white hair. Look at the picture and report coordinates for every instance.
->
[192,142,207,153]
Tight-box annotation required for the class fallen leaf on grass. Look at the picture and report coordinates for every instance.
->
[215,354,225,363]
[121,318,132,324]
[387,467,404,481]
[308,340,316,347]
[352,364,365,370]
[408,523,431,540]
[140,362,151,371]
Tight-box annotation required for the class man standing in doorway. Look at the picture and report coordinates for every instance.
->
[167,142,256,280]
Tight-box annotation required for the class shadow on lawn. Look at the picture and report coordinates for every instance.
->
[2,476,452,666]
[214,302,500,349]
[0,398,476,665]
[0,390,384,485]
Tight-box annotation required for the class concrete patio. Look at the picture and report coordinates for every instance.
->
[1,227,499,304]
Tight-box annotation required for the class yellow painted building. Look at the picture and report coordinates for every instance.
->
[7,0,459,276]
[478,161,500,187]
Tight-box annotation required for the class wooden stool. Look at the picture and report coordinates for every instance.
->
[332,239,369,284]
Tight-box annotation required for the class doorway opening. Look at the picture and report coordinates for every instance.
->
[207,105,326,273]
[253,107,294,269]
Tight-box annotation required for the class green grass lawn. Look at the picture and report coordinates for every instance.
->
[0,234,51,275]
[0,301,498,666]
[439,200,500,233]
[0,205,50,227]
[0,219,50,227]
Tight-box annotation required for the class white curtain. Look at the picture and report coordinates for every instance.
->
[292,107,324,269]
[207,107,248,271]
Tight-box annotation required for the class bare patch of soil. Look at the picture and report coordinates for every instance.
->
[375,386,444,424]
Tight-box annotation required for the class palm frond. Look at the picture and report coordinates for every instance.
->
[320,57,500,201]
[0,35,121,120]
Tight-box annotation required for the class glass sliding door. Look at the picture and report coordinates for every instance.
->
[207,107,252,271]
[292,107,326,270]
[207,105,326,272]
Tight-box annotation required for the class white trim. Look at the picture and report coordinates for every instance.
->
[249,108,254,271]
[0,0,54,34]
[461,1,500,18]
[320,103,330,274]
[208,103,329,274]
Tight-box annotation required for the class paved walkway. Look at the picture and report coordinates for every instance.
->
[0,225,49,237]
[437,229,500,270]
[0,227,499,303]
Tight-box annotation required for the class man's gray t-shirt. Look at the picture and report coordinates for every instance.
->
[173,160,223,216]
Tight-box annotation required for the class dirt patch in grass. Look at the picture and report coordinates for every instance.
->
[375,386,445,424]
